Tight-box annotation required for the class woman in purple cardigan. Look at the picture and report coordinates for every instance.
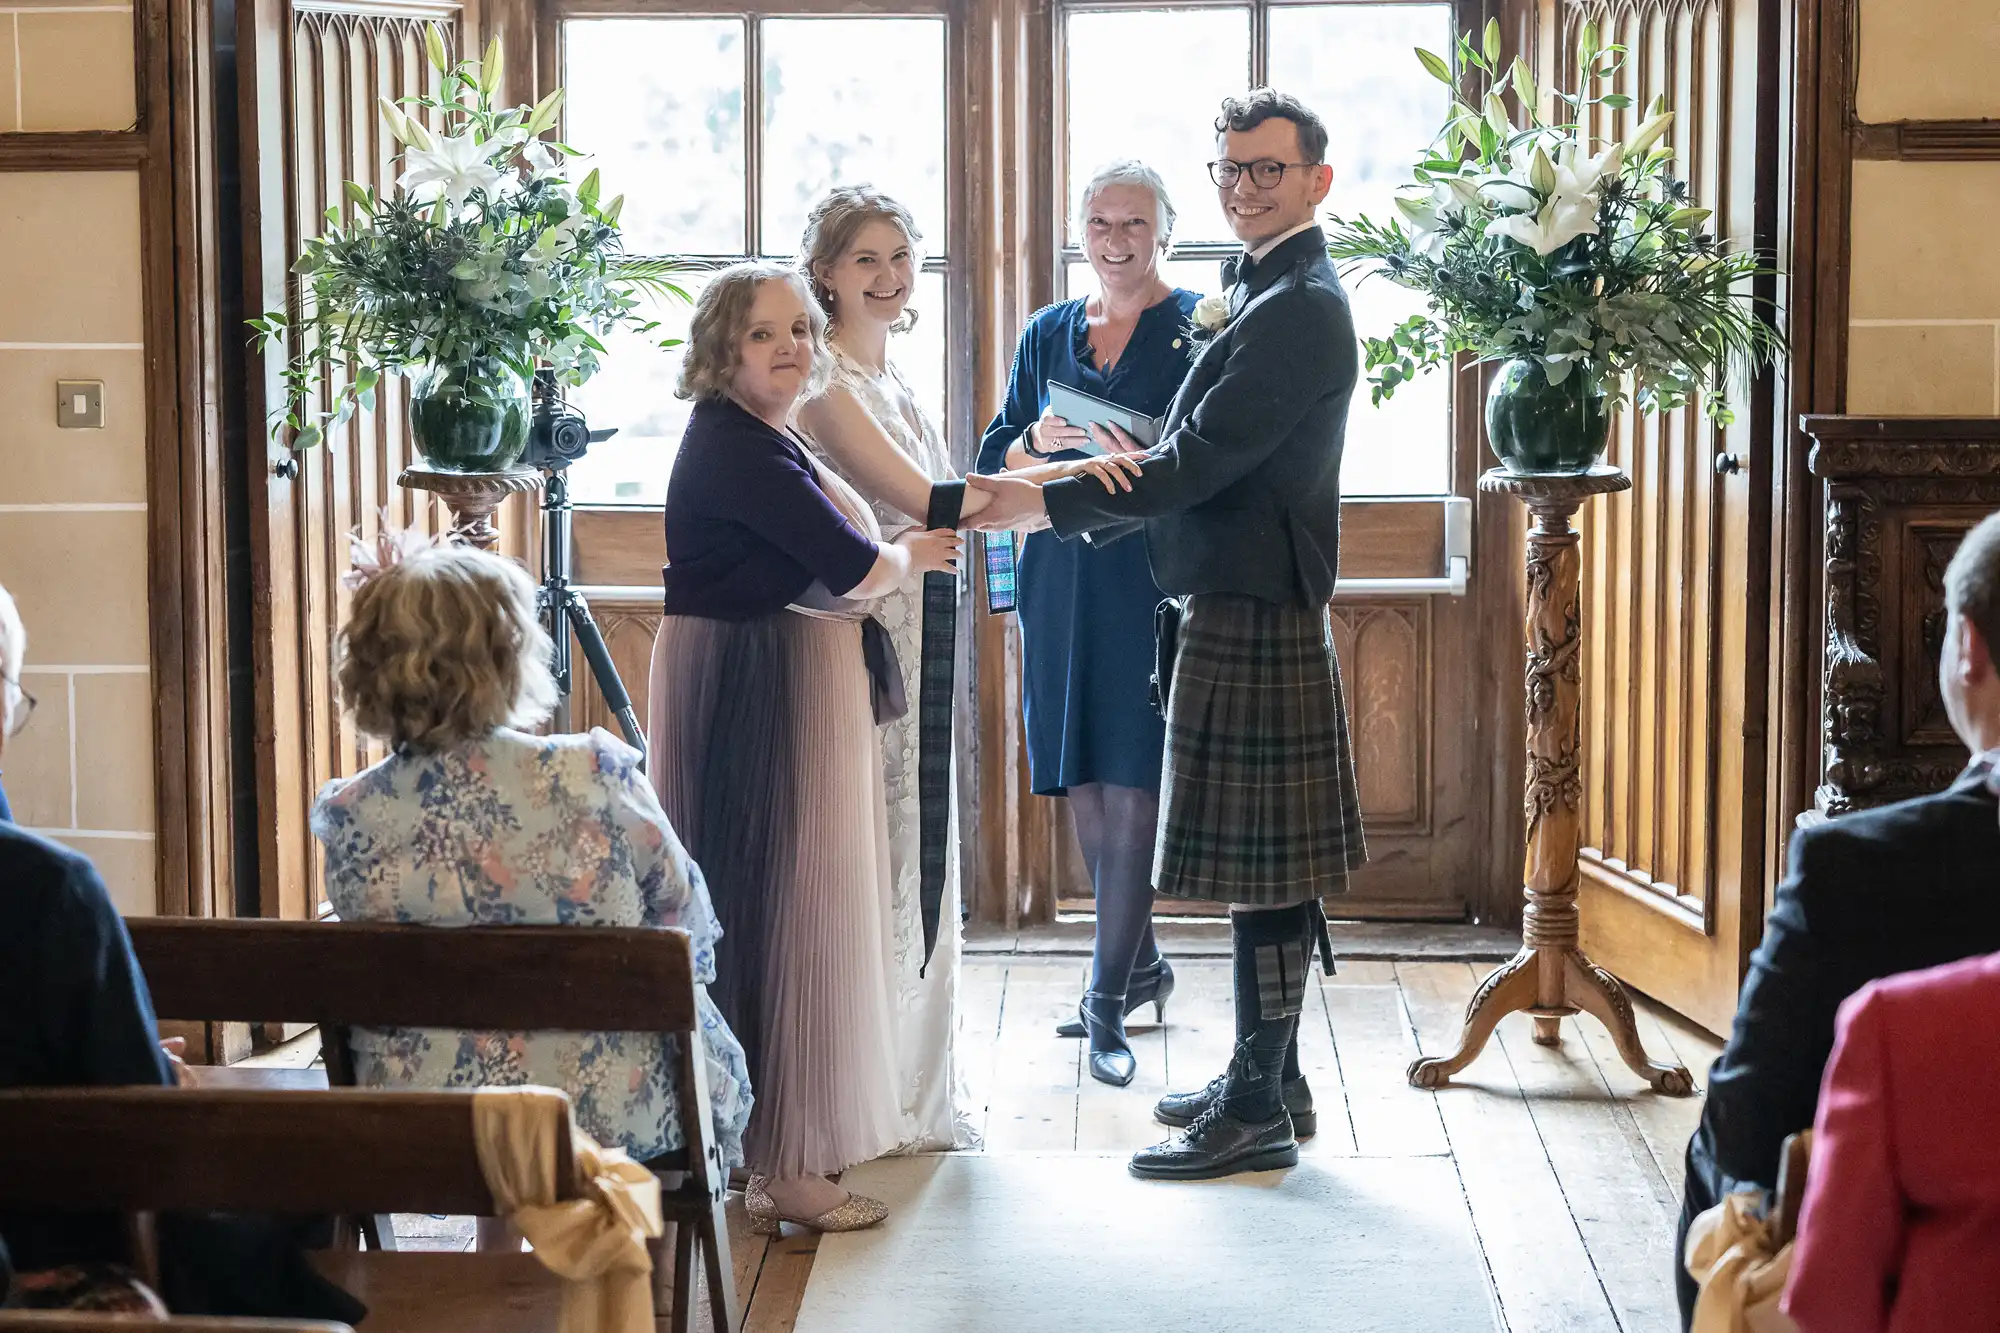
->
[646,263,960,1236]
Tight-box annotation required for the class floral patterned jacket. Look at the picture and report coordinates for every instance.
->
[311,727,752,1166]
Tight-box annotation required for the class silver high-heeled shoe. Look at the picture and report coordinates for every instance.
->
[743,1175,890,1236]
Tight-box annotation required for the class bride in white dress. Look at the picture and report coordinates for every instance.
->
[795,186,978,1152]
[794,186,1136,1151]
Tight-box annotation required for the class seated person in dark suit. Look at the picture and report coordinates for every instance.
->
[0,581,362,1324]
[1675,510,2000,1325]
[0,580,176,1304]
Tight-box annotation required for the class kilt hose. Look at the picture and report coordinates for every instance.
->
[1152,591,1367,907]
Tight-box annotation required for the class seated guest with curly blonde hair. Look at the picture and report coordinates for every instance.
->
[311,542,754,1232]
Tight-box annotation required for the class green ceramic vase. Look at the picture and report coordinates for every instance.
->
[408,359,530,472]
[1484,357,1611,475]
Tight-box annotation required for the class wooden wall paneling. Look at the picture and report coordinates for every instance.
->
[1742,0,1786,916]
[1326,599,1462,919]
[241,0,311,922]
[0,134,149,169]
[968,0,1057,926]
[241,0,480,919]
[1342,605,1425,826]
[160,0,235,919]
[1851,119,2000,161]
[140,0,197,917]
[564,593,662,740]
[1541,0,1779,1033]
[569,508,664,586]
[1773,0,1851,870]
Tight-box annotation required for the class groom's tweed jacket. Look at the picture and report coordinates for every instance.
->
[1040,225,1357,607]
[1041,226,1365,907]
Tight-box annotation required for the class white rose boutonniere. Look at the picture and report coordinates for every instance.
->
[1187,292,1231,345]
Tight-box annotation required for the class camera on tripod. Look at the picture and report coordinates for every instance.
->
[523,367,645,763]
[523,368,618,471]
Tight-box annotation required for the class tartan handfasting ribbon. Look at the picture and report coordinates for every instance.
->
[917,480,967,974]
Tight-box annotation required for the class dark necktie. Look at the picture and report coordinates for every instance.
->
[1221,253,1255,290]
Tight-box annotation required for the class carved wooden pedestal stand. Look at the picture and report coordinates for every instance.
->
[1407,465,1693,1096]
[396,464,539,551]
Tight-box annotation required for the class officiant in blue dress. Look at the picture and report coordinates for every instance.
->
[975,160,1199,1089]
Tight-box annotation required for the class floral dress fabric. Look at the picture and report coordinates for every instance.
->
[310,726,753,1167]
[804,348,978,1152]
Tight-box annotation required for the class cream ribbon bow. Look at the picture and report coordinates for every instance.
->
[472,1087,665,1333]
[1684,1190,1798,1333]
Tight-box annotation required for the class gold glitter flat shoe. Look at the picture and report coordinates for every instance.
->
[744,1175,890,1236]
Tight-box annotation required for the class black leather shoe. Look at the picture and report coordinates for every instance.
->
[1153,1073,1317,1139]
[1079,990,1136,1087]
[1128,1102,1299,1180]
[1055,957,1174,1038]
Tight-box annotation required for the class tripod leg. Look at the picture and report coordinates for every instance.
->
[540,587,573,734]
[565,590,647,760]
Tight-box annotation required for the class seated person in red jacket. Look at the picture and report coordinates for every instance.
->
[1783,951,2000,1332]
[1675,510,2000,1326]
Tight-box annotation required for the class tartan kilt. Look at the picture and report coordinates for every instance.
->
[1152,592,1367,905]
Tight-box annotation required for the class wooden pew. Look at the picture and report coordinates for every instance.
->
[0,1088,570,1333]
[0,1317,353,1331]
[124,919,737,1333]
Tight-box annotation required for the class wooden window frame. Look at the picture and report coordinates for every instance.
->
[538,0,976,483]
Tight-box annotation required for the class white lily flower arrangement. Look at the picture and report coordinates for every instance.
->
[1324,20,1782,423]
[249,32,687,449]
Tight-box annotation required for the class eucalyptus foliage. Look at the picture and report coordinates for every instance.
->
[1323,20,1782,423]
[249,33,686,449]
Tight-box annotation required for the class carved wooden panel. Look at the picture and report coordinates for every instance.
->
[1331,603,1426,830]
[1904,524,1960,747]
[567,599,663,740]
[291,6,456,786]
[1560,0,1744,916]
[1056,595,1444,919]
[1804,418,2000,816]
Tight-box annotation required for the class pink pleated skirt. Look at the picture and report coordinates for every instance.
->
[647,609,903,1179]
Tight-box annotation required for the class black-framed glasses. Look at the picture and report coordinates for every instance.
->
[1208,158,1319,190]
[2,673,35,739]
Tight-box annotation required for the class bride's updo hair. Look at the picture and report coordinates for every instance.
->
[798,185,925,334]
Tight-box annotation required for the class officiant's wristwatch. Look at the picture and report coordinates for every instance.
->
[1021,422,1055,459]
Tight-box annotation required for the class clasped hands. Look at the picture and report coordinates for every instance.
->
[892,412,1146,577]
[962,412,1148,534]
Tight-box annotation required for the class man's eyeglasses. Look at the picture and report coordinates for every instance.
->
[1208,158,1320,190]
[2,673,36,739]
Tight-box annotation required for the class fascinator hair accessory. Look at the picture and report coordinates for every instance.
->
[342,516,448,590]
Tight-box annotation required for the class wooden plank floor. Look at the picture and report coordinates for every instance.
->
[382,955,1724,1331]
[715,957,1723,1332]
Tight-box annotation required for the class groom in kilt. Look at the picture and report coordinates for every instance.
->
[968,88,1365,1179]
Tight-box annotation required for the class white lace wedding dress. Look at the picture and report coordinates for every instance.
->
[804,347,978,1153]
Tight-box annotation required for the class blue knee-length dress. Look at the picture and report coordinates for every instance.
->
[976,289,1202,796]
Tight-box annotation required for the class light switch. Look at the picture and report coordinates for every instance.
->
[57,380,105,429]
